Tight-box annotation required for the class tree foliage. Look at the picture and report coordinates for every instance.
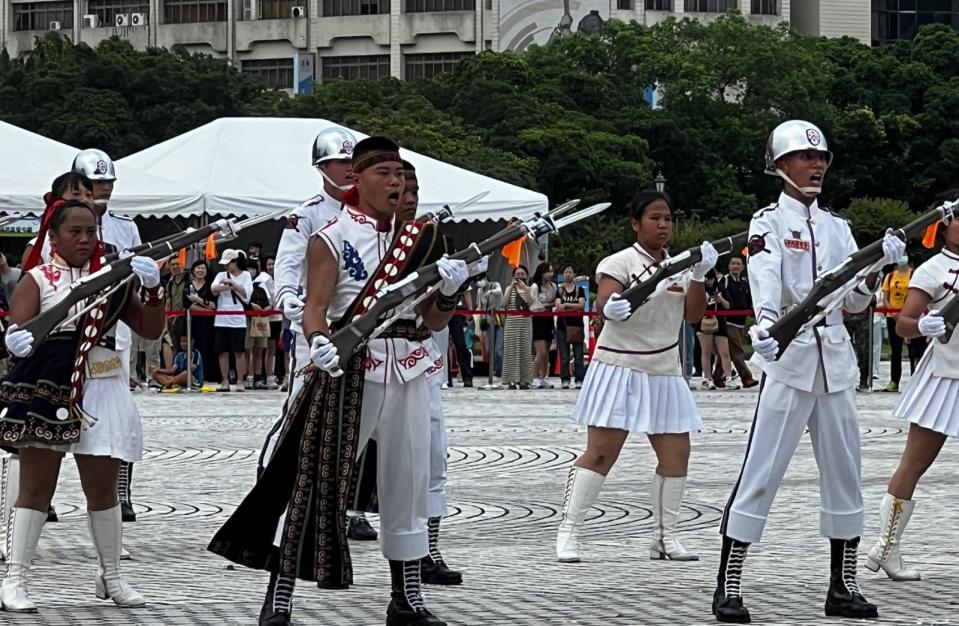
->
[6,16,959,271]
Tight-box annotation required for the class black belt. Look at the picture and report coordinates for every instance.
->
[380,319,432,342]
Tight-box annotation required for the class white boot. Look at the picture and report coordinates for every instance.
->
[865,493,921,581]
[0,507,46,612]
[0,455,20,562]
[649,474,699,561]
[88,505,146,607]
[555,466,605,563]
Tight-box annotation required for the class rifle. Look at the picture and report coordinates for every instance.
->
[327,200,608,375]
[619,231,748,311]
[937,292,959,344]
[21,209,284,353]
[768,199,959,358]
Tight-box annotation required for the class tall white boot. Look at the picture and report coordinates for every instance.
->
[0,507,46,612]
[555,466,605,563]
[0,455,19,562]
[865,493,921,581]
[649,474,699,561]
[88,505,146,607]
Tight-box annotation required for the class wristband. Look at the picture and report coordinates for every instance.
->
[436,293,457,312]
[308,331,329,345]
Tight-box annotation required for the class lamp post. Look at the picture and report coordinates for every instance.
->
[654,171,667,193]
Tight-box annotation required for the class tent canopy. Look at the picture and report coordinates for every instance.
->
[118,117,548,222]
[0,121,202,217]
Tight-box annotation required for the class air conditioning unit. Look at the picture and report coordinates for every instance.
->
[82,14,101,28]
[115,13,129,27]
[291,5,306,18]
[131,12,147,26]
[242,0,258,20]
[48,20,62,30]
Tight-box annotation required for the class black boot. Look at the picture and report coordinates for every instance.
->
[348,513,378,541]
[259,570,294,625]
[386,560,447,626]
[119,462,137,522]
[46,505,58,522]
[421,517,462,585]
[712,535,751,623]
[825,537,878,619]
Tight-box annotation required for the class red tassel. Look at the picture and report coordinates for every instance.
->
[24,199,65,271]
[342,186,359,207]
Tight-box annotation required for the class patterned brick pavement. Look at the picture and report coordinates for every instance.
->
[6,372,959,625]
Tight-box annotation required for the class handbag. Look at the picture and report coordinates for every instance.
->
[565,325,585,344]
[700,315,719,334]
[250,315,271,338]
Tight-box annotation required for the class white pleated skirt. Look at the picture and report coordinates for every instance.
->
[570,360,702,434]
[37,374,143,462]
[895,351,959,438]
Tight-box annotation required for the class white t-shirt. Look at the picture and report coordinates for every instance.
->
[212,270,252,329]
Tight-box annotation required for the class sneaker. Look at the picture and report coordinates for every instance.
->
[574,382,582,389]
[725,380,742,391]
[561,381,570,389]
[885,382,899,392]
[700,379,716,390]
[253,380,268,390]
[280,382,288,393]
[541,379,554,389]
[530,378,544,389]
[268,376,280,390]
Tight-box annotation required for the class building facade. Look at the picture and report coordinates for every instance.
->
[789,0,959,47]
[0,0,791,90]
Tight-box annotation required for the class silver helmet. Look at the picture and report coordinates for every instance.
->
[764,120,832,175]
[72,148,117,181]
[312,127,356,166]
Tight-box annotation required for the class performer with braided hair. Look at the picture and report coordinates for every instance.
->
[0,200,164,613]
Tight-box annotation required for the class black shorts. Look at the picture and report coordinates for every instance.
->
[908,336,929,359]
[270,320,283,341]
[532,315,555,342]
[214,326,246,354]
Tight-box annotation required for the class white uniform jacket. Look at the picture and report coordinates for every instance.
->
[273,191,343,336]
[33,210,141,351]
[909,250,959,378]
[747,192,873,393]
[315,206,433,385]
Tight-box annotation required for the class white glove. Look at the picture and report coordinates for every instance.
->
[310,334,341,376]
[437,256,470,297]
[918,310,947,338]
[467,255,489,278]
[130,256,160,289]
[602,293,632,321]
[881,231,907,266]
[690,241,720,282]
[749,323,780,362]
[280,293,306,323]
[5,324,34,358]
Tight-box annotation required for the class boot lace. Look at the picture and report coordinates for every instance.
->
[842,543,863,596]
[879,499,902,560]
[403,560,427,612]
[724,544,748,599]
[427,517,445,565]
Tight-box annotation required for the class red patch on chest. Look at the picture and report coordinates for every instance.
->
[784,239,810,251]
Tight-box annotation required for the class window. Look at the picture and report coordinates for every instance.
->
[323,0,388,16]
[617,0,634,9]
[243,58,295,89]
[257,0,298,18]
[404,51,471,80]
[12,1,73,31]
[645,0,672,9]
[872,0,959,46]
[750,0,776,14]
[684,0,737,11]
[321,55,390,80]
[405,0,474,13]
[86,0,149,25]
[162,0,226,23]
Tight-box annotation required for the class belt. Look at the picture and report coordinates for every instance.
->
[380,319,432,342]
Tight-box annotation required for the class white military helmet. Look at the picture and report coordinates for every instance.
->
[764,120,832,175]
[72,148,117,181]
[312,127,356,166]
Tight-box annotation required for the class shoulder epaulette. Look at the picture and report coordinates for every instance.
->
[302,195,325,208]
[752,203,778,219]
[108,211,134,222]
[821,207,851,224]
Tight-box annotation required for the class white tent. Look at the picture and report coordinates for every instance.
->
[118,117,548,222]
[0,121,203,216]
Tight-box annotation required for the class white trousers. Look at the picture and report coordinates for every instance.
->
[721,375,864,544]
[427,378,448,518]
[259,331,309,546]
[359,375,431,561]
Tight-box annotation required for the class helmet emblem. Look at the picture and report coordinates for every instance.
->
[805,128,821,146]
[341,141,354,155]
[96,159,108,174]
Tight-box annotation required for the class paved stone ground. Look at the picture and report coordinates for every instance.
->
[6,365,959,625]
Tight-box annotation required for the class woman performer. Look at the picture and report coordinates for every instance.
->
[555,190,717,563]
[866,202,959,582]
[0,200,164,613]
